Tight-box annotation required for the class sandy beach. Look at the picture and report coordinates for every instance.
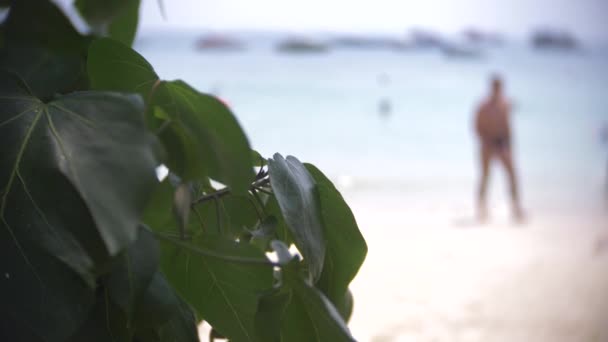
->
[346,191,608,342]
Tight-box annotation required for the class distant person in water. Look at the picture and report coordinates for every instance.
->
[377,72,392,117]
[474,75,524,222]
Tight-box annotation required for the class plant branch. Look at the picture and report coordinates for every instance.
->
[193,177,270,205]
[250,188,266,217]
[192,206,206,233]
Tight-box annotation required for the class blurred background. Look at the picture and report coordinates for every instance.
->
[68,0,608,340]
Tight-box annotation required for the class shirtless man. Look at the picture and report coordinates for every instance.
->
[474,75,524,222]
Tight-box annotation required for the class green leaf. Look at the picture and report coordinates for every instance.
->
[3,0,88,53]
[158,235,273,342]
[338,289,354,322]
[264,195,293,245]
[304,163,367,321]
[0,71,159,259]
[155,297,199,342]
[254,289,291,342]
[75,0,141,45]
[218,193,260,238]
[105,227,160,321]
[68,289,133,342]
[108,0,141,46]
[279,261,355,342]
[88,38,158,99]
[154,80,254,194]
[251,149,267,167]
[75,0,129,29]
[0,71,158,340]
[88,39,255,192]
[267,154,325,281]
[0,0,91,98]
[132,271,179,329]
[0,231,95,342]
[0,46,87,100]
[282,266,353,341]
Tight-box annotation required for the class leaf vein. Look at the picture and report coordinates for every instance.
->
[0,105,38,129]
[49,103,97,127]
[200,256,252,341]
[0,111,43,285]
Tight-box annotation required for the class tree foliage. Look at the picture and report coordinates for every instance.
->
[0,1,367,341]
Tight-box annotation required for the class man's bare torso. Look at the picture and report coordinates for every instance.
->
[476,96,511,147]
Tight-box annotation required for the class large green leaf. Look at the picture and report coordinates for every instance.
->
[267,154,325,281]
[157,235,273,342]
[0,71,158,339]
[88,38,254,193]
[304,163,367,320]
[0,70,158,266]
[0,0,90,99]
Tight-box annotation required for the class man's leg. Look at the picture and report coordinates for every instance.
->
[477,145,492,221]
[497,147,523,220]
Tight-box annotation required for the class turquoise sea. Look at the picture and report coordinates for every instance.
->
[135,31,608,220]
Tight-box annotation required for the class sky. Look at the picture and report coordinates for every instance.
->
[138,0,608,41]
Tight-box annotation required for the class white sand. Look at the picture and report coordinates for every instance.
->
[347,193,608,342]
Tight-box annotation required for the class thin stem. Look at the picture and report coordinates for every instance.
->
[194,187,231,205]
[192,206,206,233]
[253,186,272,196]
[193,177,270,205]
[155,119,172,135]
[250,188,267,217]
[247,191,264,222]
[213,196,223,235]
[154,232,279,267]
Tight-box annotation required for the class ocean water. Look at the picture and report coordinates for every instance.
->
[135,31,608,219]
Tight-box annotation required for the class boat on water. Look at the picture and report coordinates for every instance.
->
[277,37,329,54]
[531,29,579,50]
[440,43,483,59]
[195,34,244,51]
[407,29,444,49]
[332,35,411,51]
[462,28,504,46]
